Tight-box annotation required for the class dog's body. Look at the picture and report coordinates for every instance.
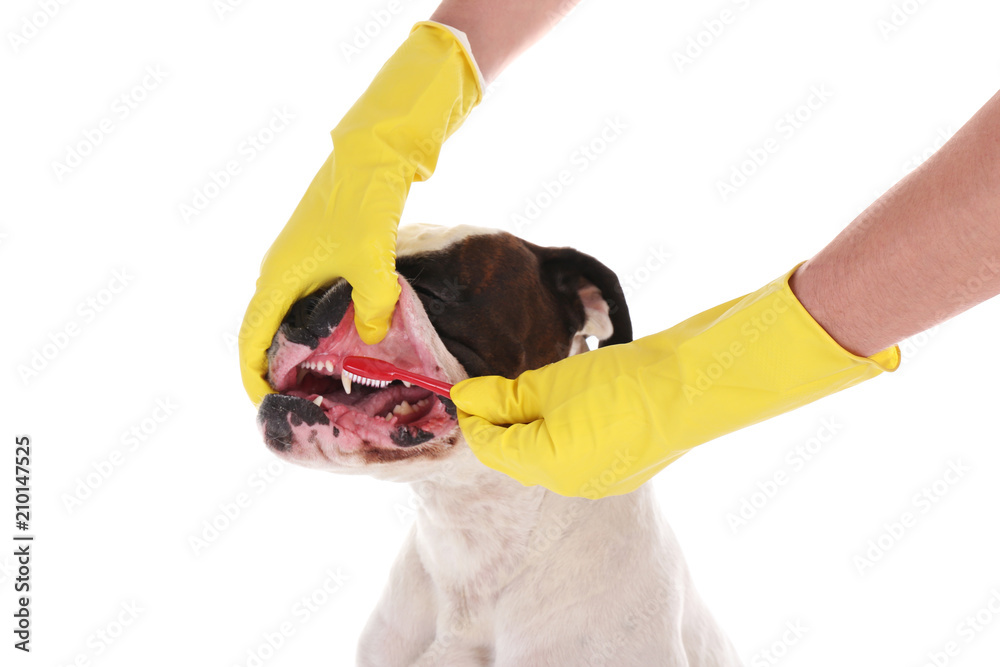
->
[258,225,742,666]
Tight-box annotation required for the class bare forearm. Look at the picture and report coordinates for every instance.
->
[431,0,581,84]
[790,89,1000,357]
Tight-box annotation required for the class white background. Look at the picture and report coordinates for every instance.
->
[3,0,1000,665]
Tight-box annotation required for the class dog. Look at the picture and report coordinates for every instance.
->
[257,224,743,667]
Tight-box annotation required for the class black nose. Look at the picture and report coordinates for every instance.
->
[257,395,330,452]
[262,415,293,452]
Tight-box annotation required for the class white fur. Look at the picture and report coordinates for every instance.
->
[397,223,501,258]
[350,226,742,666]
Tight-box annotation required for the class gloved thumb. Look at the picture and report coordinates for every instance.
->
[450,372,545,426]
[350,264,402,345]
[457,409,559,489]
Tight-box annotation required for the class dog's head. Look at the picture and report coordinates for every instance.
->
[257,224,631,481]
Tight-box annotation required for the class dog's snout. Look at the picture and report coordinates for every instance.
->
[262,416,293,452]
[258,394,332,452]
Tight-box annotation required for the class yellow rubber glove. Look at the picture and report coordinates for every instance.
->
[451,265,901,499]
[239,21,484,405]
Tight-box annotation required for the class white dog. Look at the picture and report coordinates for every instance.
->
[257,224,742,666]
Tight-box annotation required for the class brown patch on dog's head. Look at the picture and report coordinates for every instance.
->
[396,230,631,379]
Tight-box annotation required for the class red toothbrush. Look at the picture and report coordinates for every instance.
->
[342,356,453,398]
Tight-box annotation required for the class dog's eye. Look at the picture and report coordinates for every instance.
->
[411,279,466,304]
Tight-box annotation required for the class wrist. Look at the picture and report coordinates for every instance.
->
[414,21,486,94]
[788,259,885,358]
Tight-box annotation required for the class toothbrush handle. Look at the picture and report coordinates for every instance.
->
[398,371,453,398]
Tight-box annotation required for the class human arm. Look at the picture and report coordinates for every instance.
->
[431,0,584,84]
[791,89,1000,356]
[452,89,1000,498]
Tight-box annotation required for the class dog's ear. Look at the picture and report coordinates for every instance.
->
[530,244,633,353]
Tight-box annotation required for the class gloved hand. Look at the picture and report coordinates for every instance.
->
[239,21,484,405]
[451,265,900,499]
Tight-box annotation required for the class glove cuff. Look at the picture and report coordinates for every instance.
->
[414,21,487,97]
[781,262,901,373]
[661,262,902,440]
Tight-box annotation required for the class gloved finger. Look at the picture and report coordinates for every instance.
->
[241,365,274,408]
[458,411,554,485]
[238,286,300,405]
[347,234,402,345]
[450,372,545,426]
[351,267,401,345]
[461,411,588,497]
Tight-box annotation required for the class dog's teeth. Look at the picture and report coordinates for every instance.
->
[312,395,323,407]
[325,360,334,373]
[402,381,411,388]
[384,413,392,421]
[341,372,352,395]
[296,367,307,384]
[393,401,414,416]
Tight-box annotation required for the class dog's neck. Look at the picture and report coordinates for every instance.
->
[409,448,554,590]
[407,447,647,598]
